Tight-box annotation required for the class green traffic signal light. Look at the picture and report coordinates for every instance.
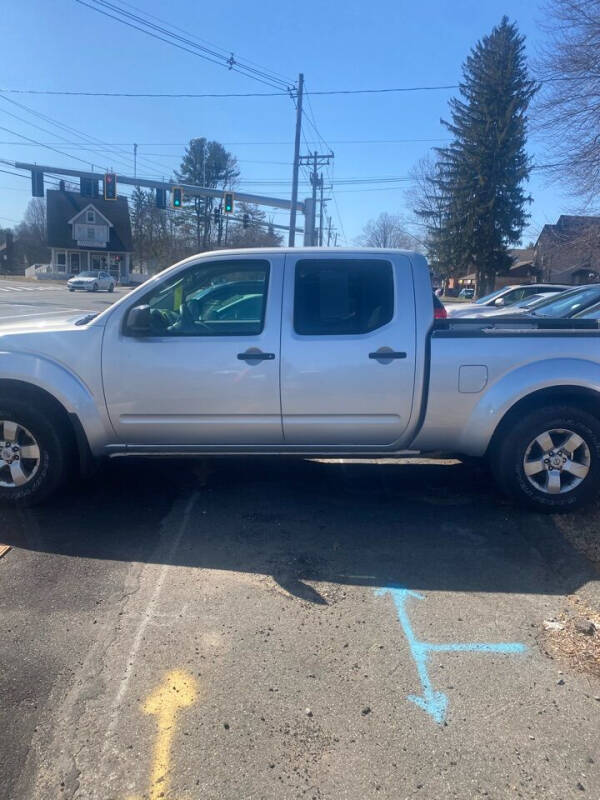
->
[172,186,183,208]
[224,192,234,214]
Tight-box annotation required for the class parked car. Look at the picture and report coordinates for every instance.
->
[458,287,475,299]
[524,284,600,318]
[466,291,562,318]
[0,248,599,511]
[447,283,569,317]
[67,271,116,293]
[574,301,600,320]
[487,284,600,320]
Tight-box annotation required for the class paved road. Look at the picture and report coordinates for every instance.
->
[0,278,130,322]
[0,279,599,799]
[1,457,599,800]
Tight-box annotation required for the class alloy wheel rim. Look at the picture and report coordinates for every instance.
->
[0,420,41,489]
[523,428,591,495]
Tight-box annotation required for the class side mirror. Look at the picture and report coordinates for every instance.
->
[126,304,152,335]
[494,297,505,307]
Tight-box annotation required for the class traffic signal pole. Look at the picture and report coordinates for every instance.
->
[288,73,304,248]
[16,162,303,213]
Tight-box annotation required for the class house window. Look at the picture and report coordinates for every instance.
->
[56,252,66,271]
[87,227,95,240]
[87,210,95,223]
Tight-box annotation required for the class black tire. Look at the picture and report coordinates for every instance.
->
[92,283,99,293]
[108,283,115,293]
[0,400,69,506]
[491,404,600,512]
[69,287,75,292]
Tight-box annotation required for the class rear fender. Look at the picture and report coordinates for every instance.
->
[459,358,600,456]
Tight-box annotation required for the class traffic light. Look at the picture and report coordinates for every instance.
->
[104,173,117,200]
[213,206,221,224]
[156,188,167,209]
[242,213,250,229]
[80,177,99,197]
[171,186,183,208]
[224,192,234,214]
[31,170,44,198]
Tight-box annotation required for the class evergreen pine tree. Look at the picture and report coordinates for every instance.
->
[177,138,239,251]
[429,18,537,295]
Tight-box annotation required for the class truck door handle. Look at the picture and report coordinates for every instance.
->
[237,351,275,361]
[369,350,407,360]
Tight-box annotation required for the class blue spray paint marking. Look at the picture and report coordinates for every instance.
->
[375,586,527,724]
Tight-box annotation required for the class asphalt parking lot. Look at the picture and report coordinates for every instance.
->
[0,277,131,323]
[1,280,599,800]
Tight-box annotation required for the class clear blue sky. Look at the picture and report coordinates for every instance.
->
[1,0,568,247]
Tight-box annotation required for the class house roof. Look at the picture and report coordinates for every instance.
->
[509,247,535,272]
[46,190,132,251]
[67,202,114,227]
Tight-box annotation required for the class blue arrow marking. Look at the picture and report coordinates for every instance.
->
[375,586,527,724]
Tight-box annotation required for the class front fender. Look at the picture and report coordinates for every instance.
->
[458,358,600,456]
[0,351,113,455]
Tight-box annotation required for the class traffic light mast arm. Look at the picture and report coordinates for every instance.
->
[15,162,304,213]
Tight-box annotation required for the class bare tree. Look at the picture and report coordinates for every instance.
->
[13,198,49,266]
[358,212,418,249]
[534,0,600,205]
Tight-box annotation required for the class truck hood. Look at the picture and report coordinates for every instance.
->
[0,312,96,335]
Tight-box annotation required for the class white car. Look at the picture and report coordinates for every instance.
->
[67,270,116,293]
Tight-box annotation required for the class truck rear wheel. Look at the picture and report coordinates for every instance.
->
[0,400,69,506]
[491,405,600,512]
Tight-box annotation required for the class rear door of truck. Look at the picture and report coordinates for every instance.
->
[280,252,417,446]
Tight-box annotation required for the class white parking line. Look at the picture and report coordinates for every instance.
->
[0,285,58,292]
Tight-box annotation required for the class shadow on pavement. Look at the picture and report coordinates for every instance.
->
[1,457,596,602]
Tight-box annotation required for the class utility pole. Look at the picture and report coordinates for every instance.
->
[133,143,138,180]
[327,216,333,247]
[288,73,304,247]
[299,151,334,246]
[318,173,324,246]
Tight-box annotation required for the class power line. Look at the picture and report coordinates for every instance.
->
[0,138,448,146]
[0,94,175,177]
[0,84,459,98]
[116,0,293,85]
[74,0,293,92]
[0,124,99,167]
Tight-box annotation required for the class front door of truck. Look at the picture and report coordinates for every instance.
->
[102,255,283,445]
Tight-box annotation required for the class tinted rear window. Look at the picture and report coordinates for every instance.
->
[294,259,394,335]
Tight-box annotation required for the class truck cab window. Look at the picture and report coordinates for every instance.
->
[294,259,394,335]
[133,260,270,336]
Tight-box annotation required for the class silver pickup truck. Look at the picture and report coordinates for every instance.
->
[1,248,599,511]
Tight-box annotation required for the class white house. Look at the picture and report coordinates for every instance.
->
[46,188,133,282]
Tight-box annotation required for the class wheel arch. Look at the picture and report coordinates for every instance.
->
[0,379,93,475]
[487,384,600,459]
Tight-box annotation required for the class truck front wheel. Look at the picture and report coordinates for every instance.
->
[491,405,600,512]
[0,400,69,506]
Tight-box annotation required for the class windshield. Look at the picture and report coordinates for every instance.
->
[530,286,600,317]
[475,287,510,305]
[78,271,100,278]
